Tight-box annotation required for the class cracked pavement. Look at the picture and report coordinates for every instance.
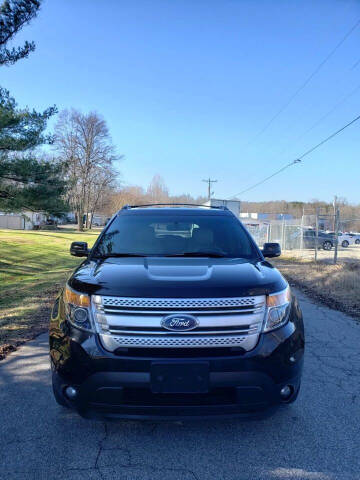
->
[0,289,359,480]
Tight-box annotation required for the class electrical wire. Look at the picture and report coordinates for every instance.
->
[351,57,360,70]
[273,80,360,159]
[246,17,360,144]
[228,113,360,199]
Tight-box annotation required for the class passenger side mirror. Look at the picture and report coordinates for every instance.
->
[70,241,89,257]
[262,242,281,258]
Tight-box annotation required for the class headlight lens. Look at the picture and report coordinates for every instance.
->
[263,286,291,332]
[64,285,93,331]
[92,295,110,334]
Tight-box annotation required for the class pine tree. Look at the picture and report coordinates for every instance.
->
[0,0,68,214]
[0,0,41,66]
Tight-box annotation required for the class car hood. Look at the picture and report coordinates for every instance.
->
[68,257,287,298]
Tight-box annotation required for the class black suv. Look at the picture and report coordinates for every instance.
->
[50,205,304,420]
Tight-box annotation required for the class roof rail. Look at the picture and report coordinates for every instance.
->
[121,203,228,210]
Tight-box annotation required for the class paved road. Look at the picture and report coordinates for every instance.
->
[1,290,359,480]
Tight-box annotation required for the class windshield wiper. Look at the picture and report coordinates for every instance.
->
[93,253,147,258]
[165,251,226,258]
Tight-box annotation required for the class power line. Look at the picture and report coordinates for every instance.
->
[228,112,360,199]
[351,57,360,70]
[290,82,360,141]
[297,113,360,159]
[247,17,360,144]
[272,80,360,159]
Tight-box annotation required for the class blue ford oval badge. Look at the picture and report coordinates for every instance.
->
[161,314,198,332]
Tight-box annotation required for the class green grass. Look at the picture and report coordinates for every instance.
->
[0,228,99,348]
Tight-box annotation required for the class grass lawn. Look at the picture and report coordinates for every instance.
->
[0,228,99,355]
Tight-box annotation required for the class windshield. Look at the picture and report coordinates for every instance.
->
[92,213,258,259]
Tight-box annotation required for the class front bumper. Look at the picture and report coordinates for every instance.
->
[50,306,304,420]
[53,368,302,420]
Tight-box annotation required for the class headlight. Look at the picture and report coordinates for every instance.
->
[64,285,93,332]
[92,295,110,334]
[263,286,291,332]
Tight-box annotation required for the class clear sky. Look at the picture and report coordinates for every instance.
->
[1,0,360,203]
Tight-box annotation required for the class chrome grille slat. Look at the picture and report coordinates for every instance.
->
[108,327,260,336]
[102,296,261,309]
[103,307,262,315]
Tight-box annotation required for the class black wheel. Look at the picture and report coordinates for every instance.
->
[323,241,332,250]
[52,375,69,408]
[342,240,349,248]
[355,239,360,245]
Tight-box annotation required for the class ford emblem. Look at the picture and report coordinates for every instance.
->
[161,314,198,332]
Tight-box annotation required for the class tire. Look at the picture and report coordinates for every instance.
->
[342,240,349,248]
[323,241,332,251]
[52,376,70,408]
[355,239,360,245]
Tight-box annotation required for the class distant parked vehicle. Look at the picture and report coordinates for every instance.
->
[302,229,334,250]
[338,233,355,248]
[288,229,334,250]
[327,232,355,248]
[349,233,360,245]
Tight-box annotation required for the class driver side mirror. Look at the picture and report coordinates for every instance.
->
[70,241,89,257]
[262,242,281,258]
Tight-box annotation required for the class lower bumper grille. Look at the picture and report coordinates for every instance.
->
[99,332,259,350]
[92,387,238,407]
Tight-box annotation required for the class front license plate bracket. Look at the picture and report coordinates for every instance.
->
[151,362,209,394]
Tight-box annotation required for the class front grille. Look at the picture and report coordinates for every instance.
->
[95,295,265,352]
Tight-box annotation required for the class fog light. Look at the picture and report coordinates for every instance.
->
[280,385,293,400]
[65,386,78,399]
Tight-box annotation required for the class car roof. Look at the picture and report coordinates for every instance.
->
[118,207,233,217]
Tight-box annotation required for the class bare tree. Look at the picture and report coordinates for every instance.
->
[146,174,169,203]
[54,109,120,230]
[86,166,116,228]
[109,176,207,213]
[110,185,147,211]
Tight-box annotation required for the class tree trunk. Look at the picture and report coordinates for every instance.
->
[77,210,83,231]
[85,187,91,228]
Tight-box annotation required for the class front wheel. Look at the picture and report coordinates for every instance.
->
[342,240,349,248]
[355,239,360,245]
[323,241,332,250]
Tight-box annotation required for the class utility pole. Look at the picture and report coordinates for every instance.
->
[333,195,339,264]
[334,206,340,265]
[315,207,319,263]
[300,206,305,256]
[202,178,218,200]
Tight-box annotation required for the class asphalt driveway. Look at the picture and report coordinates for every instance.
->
[0,290,359,480]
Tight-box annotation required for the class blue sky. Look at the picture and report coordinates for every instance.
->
[1,0,360,203]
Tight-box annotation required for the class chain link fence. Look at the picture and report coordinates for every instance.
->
[245,211,360,264]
